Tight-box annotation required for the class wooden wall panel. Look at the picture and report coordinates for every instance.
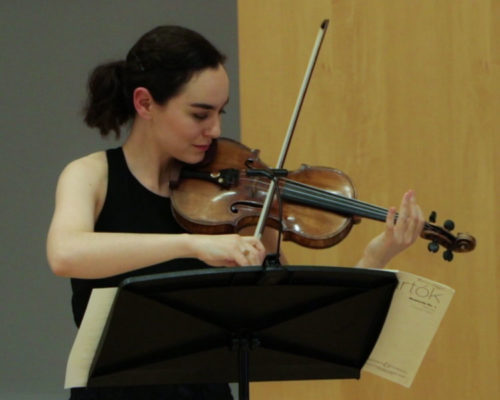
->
[238,0,498,399]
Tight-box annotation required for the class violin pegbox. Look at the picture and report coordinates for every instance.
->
[423,211,475,262]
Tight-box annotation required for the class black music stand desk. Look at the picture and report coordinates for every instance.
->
[80,265,397,399]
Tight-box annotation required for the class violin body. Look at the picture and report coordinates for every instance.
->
[170,138,476,257]
[171,139,359,248]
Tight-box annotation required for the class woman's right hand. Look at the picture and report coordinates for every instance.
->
[192,234,266,267]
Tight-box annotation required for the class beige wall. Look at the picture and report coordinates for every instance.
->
[238,0,499,398]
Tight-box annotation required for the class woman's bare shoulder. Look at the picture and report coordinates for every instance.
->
[54,151,109,208]
[59,151,107,181]
[53,151,109,219]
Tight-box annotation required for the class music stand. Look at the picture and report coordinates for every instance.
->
[85,265,397,400]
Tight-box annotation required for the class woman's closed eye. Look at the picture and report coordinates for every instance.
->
[192,109,225,121]
[193,113,209,121]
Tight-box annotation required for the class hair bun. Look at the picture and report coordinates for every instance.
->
[83,60,132,137]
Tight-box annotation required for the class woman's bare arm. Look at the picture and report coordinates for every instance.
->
[47,153,265,279]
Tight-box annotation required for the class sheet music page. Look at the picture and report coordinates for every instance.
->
[64,287,118,388]
[362,270,455,387]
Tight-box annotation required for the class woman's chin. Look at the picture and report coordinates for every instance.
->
[180,152,206,165]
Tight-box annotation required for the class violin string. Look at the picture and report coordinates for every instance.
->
[242,176,434,229]
[283,180,435,230]
[281,179,390,221]
[244,176,388,220]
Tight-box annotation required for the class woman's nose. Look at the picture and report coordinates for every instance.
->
[205,116,222,138]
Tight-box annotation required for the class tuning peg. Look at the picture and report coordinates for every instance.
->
[428,241,439,253]
[429,211,437,223]
[444,219,455,231]
[443,249,454,262]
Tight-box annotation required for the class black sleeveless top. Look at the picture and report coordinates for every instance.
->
[69,148,232,400]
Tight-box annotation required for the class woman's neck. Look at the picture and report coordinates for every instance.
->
[122,122,176,197]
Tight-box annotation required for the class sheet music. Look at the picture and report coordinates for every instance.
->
[64,287,118,388]
[362,270,455,387]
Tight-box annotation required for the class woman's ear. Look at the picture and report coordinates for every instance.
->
[133,87,154,119]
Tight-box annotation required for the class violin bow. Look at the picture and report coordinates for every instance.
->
[253,19,330,239]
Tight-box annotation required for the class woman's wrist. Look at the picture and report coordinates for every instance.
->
[357,243,394,269]
[176,233,200,259]
[357,255,386,269]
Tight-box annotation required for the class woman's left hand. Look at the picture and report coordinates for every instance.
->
[357,190,425,268]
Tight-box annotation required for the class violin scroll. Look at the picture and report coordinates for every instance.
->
[421,211,476,261]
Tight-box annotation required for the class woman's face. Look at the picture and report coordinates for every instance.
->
[151,64,230,164]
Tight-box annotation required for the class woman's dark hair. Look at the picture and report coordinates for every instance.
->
[83,26,226,138]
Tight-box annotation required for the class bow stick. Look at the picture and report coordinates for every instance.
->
[253,19,330,240]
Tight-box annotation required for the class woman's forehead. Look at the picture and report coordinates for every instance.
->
[180,65,229,103]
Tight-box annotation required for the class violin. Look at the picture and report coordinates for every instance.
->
[170,138,476,261]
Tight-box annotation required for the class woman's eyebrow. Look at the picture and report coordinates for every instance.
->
[189,98,230,110]
[190,103,215,110]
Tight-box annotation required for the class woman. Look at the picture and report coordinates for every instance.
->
[47,25,424,400]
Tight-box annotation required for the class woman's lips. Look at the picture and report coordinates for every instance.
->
[194,144,211,151]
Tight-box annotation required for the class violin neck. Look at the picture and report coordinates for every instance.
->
[281,180,389,222]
